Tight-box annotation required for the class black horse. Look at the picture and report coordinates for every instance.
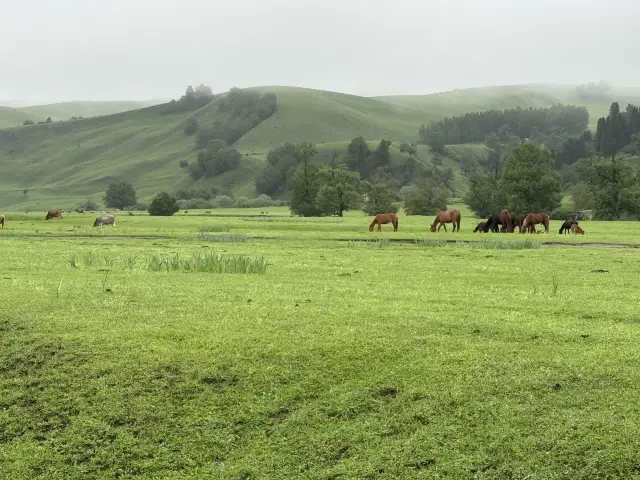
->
[559,219,578,234]
[473,221,487,232]
[482,215,501,233]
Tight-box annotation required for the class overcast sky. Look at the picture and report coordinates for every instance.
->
[1,0,639,104]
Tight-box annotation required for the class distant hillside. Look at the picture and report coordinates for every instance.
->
[1,84,639,210]
[0,100,164,128]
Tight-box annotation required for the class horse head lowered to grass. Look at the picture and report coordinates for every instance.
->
[430,210,461,233]
[93,214,116,227]
[521,213,549,234]
[369,213,398,232]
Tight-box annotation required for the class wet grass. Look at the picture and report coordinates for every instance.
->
[1,209,640,479]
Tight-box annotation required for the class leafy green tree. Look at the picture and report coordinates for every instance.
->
[255,164,284,197]
[372,140,392,170]
[289,142,322,216]
[362,182,397,216]
[399,142,417,155]
[586,154,640,219]
[426,125,445,153]
[346,137,372,177]
[190,144,240,178]
[148,191,180,216]
[104,181,137,210]
[464,170,503,217]
[184,117,198,135]
[499,142,562,214]
[570,182,595,211]
[403,178,448,215]
[315,166,362,216]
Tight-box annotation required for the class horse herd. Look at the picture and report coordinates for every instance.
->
[0,209,117,228]
[369,210,586,235]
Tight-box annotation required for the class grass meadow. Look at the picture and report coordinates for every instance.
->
[1,206,640,479]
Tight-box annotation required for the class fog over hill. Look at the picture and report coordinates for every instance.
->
[1,0,639,103]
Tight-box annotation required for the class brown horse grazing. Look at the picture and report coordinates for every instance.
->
[430,210,461,233]
[473,221,487,233]
[45,208,63,220]
[521,213,549,234]
[93,214,116,227]
[483,209,514,233]
[369,213,398,232]
[498,209,513,232]
[0,214,4,229]
[512,215,525,233]
[571,224,585,235]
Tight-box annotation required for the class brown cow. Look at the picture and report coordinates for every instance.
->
[45,208,63,220]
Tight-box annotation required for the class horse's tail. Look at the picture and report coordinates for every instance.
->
[456,211,461,231]
[395,216,399,230]
[505,212,513,233]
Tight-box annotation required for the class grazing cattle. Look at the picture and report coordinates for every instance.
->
[483,209,513,233]
[473,221,487,233]
[559,219,578,234]
[571,224,585,235]
[430,210,461,233]
[0,214,4,229]
[522,213,549,234]
[93,214,116,227]
[75,207,85,214]
[45,208,63,220]
[369,213,398,232]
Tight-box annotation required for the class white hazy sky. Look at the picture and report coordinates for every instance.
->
[1,0,639,103]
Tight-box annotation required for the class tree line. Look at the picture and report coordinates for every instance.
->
[594,102,640,154]
[419,104,589,152]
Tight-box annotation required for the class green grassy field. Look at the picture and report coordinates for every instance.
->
[2,84,640,211]
[2,207,640,479]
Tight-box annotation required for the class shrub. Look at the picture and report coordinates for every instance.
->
[184,117,198,135]
[550,207,580,220]
[212,195,235,208]
[181,197,213,209]
[148,191,180,216]
[77,198,100,211]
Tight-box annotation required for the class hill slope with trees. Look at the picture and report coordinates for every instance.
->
[1,83,639,211]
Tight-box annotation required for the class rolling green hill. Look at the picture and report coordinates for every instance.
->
[0,100,165,128]
[1,84,639,210]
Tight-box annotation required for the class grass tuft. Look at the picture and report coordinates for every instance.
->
[197,232,247,242]
[146,251,267,274]
[198,225,230,233]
